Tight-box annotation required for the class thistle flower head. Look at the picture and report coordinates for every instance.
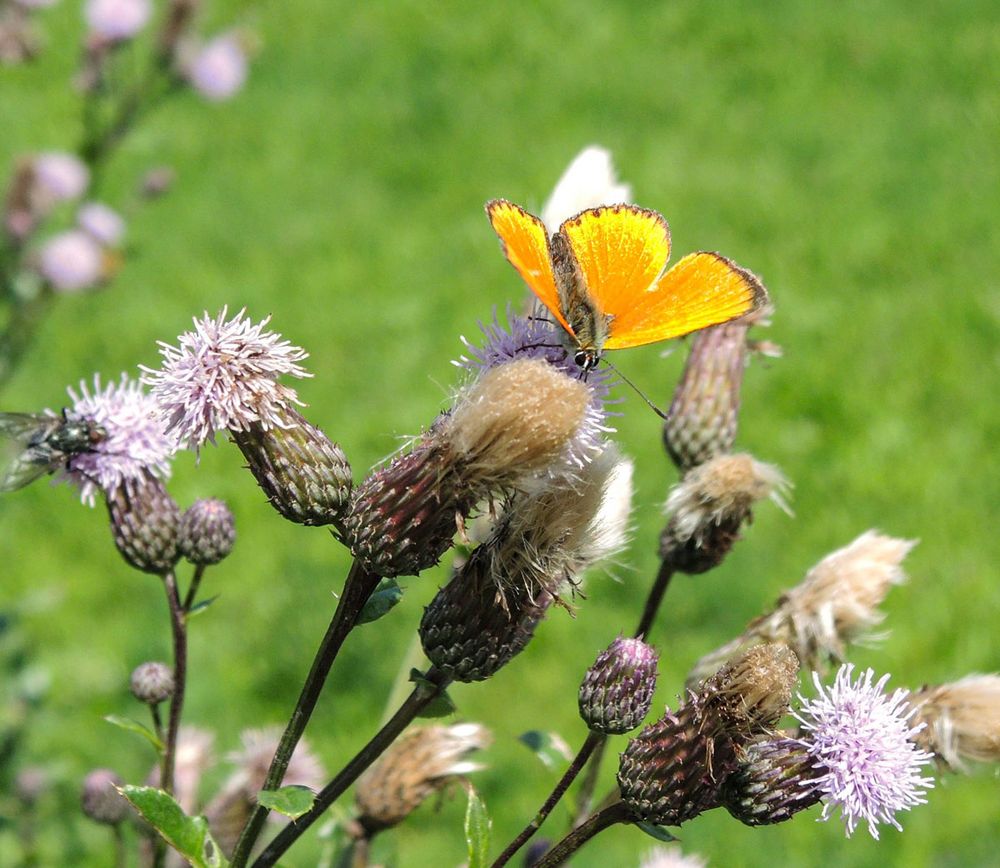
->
[38,229,103,292]
[578,636,659,734]
[540,144,632,234]
[794,665,934,839]
[146,726,214,815]
[80,769,127,826]
[77,201,125,246]
[355,722,491,834]
[61,373,176,505]
[33,152,89,202]
[129,661,174,705]
[908,674,1000,770]
[178,498,236,565]
[142,307,311,451]
[84,0,152,41]
[702,643,800,734]
[188,33,248,101]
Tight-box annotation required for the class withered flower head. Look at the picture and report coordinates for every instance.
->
[355,722,491,835]
[908,674,1000,770]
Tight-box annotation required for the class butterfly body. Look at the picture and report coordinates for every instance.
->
[486,198,766,368]
[0,410,105,492]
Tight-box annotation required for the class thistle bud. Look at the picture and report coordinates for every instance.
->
[578,637,659,734]
[660,453,789,574]
[130,661,174,705]
[723,735,821,825]
[355,723,491,835]
[179,498,236,565]
[908,675,1000,770]
[663,319,754,472]
[231,409,352,530]
[347,358,592,577]
[81,768,128,826]
[105,472,181,574]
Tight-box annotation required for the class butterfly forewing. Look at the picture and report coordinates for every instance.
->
[559,205,671,321]
[603,251,766,350]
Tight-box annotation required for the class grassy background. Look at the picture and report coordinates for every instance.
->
[2,1,999,865]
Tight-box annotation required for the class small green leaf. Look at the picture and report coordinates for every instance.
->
[464,785,491,868]
[636,821,678,842]
[518,731,573,769]
[357,578,404,625]
[120,786,228,868]
[418,688,457,718]
[257,785,316,820]
[187,595,220,617]
[104,715,164,751]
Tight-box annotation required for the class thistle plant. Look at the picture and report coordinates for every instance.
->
[2,144,997,868]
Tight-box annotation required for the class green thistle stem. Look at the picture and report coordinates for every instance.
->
[532,801,631,868]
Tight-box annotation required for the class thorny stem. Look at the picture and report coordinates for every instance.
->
[161,570,186,797]
[229,560,381,868]
[491,730,603,867]
[251,666,452,868]
[532,801,631,868]
[182,564,207,613]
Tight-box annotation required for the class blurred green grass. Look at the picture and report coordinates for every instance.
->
[2,0,999,865]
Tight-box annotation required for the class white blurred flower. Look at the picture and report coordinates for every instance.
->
[188,33,248,101]
[38,230,102,292]
[77,201,125,246]
[540,145,632,233]
[84,0,151,41]
[33,152,89,202]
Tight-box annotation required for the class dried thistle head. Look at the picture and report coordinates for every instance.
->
[700,643,800,735]
[660,452,789,574]
[907,675,1000,770]
[355,723,491,835]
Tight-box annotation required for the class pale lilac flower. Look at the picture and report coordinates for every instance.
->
[59,374,177,505]
[38,230,102,292]
[795,665,934,839]
[141,307,311,450]
[77,201,125,246]
[188,33,248,101]
[34,152,89,202]
[84,0,151,40]
[540,145,632,234]
[639,845,708,868]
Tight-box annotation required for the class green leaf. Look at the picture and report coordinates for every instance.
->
[517,730,573,769]
[187,595,220,617]
[257,785,316,820]
[464,785,491,868]
[406,668,456,718]
[636,821,678,843]
[104,715,164,751]
[357,578,404,625]
[120,786,228,868]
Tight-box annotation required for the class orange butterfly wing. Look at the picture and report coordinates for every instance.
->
[486,199,572,335]
[559,205,672,322]
[603,251,767,349]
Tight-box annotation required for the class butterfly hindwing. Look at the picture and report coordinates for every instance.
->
[603,251,765,349]
[486,199,571,334]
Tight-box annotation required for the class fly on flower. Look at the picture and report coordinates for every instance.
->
[486,199,767,370]
[0,410,105,492]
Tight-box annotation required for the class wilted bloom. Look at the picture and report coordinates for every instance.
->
[355,723,491,834]
[61,374,176,505]
[794,665,934,839]
[660,452,790,574]
[639,845,708,868]
[540,145,632,234]
[579,637,659,734]
[84,0,151,41]
[77,201,125,246]
[130,661,174,705]
[38,229,102,291]
[81,768,128,825]
[33,152,89,202]
[689,531,914,684]
[188,33,248,101]
[205,728,324,857]
[179,498,235,565]
[908,674,1000,770]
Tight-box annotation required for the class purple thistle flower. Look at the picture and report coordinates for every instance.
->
[84,0,151,41]
[141,307,311,451]
[456,310,615,471]
[188,33,248,102]
[77,201,125,246]
[33,152,89,202]
[794,664,934,839]
[37,230,103,292]
[60,374,176,505]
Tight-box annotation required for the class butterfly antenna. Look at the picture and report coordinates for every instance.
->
[602,358,669,420]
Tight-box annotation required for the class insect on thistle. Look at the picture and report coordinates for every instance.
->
[0,410,106,492]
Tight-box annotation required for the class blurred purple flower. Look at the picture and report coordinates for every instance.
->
[60,374,177,505]
[34,152,89,202]
[795,664,934,839]
[38,230,102,292]
[84,0,151,40]
[141,307,311,450]
[188,33,248,101]
[77,201,125,246]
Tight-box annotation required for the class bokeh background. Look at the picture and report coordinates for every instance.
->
[2,1,999,865]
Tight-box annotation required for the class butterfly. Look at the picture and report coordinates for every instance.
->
[0,410,105,492]
[486,199,767,370]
